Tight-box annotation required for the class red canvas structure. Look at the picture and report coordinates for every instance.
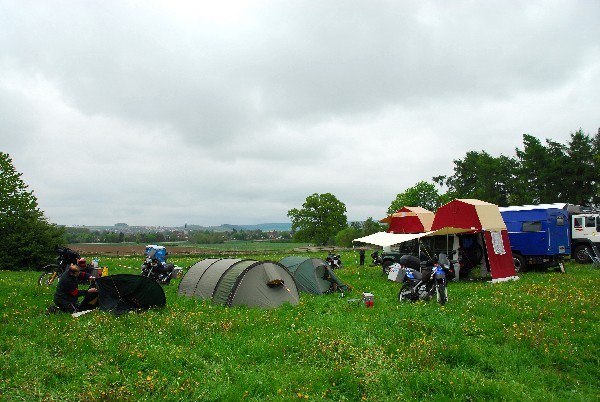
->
[431,199,518,282]
[380,206,435,234]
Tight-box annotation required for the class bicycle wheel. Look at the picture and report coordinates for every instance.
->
[38,265,60,286]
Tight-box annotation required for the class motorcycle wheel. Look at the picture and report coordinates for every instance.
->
[398,284,413,302]
[436,283,448,306]
[38,265,60,286]
[382,260,393,275]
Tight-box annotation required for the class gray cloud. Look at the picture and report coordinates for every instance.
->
[1,0,599,226]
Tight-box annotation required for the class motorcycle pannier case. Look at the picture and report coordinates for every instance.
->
[399,255,420,270]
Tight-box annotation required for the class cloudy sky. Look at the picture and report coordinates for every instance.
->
[2,1,599,227]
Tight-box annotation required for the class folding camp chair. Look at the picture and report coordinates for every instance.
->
[585,245,600,268]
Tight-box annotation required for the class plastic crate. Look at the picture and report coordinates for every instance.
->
[92,267,109,277]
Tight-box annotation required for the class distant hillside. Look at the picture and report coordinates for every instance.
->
[185,223,292,232]
[70,223,293,232]
[219,223,292,232]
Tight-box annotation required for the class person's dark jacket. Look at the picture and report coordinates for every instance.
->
[53,270,92,310]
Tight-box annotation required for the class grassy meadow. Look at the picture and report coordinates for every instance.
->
[1,249,599,401]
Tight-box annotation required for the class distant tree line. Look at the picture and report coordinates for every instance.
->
[385,129,599,214]
[434,129,600,207]
[63,227,294,245]
[64,228,174,244]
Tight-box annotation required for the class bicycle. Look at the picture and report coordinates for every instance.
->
[37,246,81,287]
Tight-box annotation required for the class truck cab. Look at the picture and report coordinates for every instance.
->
[571,213,600,263]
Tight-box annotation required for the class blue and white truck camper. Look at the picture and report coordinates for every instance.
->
[499,205,570,272]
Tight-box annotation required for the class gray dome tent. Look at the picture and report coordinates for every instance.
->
[279,256,349,295]
[178,258,300,308]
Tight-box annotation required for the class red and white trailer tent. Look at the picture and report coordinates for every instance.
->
[380,206,435,234]
[431,199,518,282]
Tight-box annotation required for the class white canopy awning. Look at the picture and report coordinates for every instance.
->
[352,231,434,247]
[353,227,479,248]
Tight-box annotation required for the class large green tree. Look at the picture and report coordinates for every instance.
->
[593,128,600,207]
[435,151,517,206]
[563,129,598,206]
[513,135,567,204]
[287,193,347,246]
[513,131,599,206]
[0,152,65,270]
[387,181,447,215]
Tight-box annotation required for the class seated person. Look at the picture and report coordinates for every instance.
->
[53,263,98,313]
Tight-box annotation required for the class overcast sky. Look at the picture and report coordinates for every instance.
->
[2,1,599,227]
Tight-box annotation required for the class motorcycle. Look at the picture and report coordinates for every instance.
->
[326,252,343,269]
[396,254,453,306]
[38,246,94,287]
[141,258,174,285]
[371,251,382,265]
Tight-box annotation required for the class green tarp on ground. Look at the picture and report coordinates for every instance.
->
[96,274,166,315]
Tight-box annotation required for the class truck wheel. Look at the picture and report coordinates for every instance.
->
[513,254,526,273]
[573,245,592,264]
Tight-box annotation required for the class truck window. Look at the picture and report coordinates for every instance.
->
[556,215,565,226]
[574,217,583,228]
[597,216,600,231]
[585,216,595,227]
[522,221,542,232]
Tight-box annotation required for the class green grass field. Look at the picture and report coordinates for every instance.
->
[1,251,599,401]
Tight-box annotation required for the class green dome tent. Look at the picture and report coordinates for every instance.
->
[279,256,349,294]
[178,258,300,308]
[95,274,166,316]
